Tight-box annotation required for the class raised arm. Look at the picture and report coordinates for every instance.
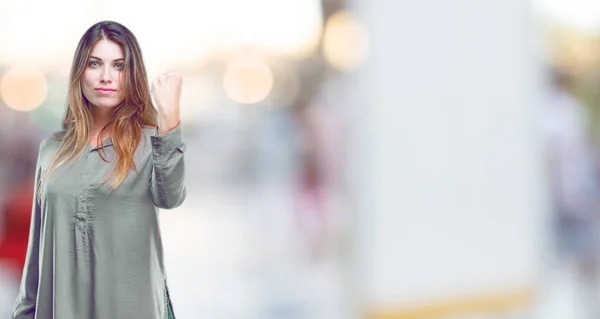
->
[149,124,187,209]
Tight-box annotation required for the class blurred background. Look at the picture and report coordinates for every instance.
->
[4,0,600,318]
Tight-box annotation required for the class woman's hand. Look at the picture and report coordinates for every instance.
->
[151,72,182,135]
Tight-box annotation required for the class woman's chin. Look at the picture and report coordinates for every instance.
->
[91,100,122,109]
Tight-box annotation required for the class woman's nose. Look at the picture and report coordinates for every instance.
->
[100,67,111,82]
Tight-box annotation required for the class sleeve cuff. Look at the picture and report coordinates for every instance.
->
[150,123,186,154]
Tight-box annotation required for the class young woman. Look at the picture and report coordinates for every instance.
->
[12,20,186,319]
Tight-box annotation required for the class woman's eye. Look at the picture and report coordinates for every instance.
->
[89,61,100,68]
[114,62,124,69]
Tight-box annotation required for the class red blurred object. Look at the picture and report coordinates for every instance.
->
[0,177,34,276]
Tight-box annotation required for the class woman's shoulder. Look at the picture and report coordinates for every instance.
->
[38,130,66,153]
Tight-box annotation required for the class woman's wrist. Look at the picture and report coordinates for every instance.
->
[157,116,180,135]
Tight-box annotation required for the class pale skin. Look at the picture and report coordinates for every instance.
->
[82,39,181,147]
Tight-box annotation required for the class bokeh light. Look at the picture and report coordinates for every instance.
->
[322,10,370,72]
[223,58,274,104]
[0,67,48,112]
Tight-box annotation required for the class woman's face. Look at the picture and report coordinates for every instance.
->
[82,39,126,109]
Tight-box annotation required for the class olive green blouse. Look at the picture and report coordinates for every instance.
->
[12,124,186,319]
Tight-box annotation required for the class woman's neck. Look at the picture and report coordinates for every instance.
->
[90,105,113,131]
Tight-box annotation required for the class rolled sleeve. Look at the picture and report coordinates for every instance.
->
[149,123,187,209]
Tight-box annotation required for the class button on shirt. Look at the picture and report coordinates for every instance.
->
[12,124,187,319]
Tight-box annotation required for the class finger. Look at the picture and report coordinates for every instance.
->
[166,72,182,81]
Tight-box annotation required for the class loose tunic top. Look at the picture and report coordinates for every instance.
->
[12,124,187,319]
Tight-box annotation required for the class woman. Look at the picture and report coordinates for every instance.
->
[12,20,186,319]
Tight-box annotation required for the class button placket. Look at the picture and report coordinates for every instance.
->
[76,151,95,231]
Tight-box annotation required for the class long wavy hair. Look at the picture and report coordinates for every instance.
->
[38,21,157,200]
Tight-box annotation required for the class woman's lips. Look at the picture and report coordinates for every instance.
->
[96,88,115,95]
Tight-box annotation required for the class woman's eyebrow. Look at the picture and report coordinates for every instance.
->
[89,56,125,62]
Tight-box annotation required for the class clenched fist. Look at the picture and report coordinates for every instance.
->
[151,72,182,135]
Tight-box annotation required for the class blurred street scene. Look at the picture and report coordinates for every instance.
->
[3,0,600,318]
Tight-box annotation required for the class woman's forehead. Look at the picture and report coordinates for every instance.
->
[89,39,124,61]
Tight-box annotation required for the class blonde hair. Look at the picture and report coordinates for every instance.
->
[38,21,157,201]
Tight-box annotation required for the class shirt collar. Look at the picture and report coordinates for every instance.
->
[90,137,113,151]
[89,127,157,151]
